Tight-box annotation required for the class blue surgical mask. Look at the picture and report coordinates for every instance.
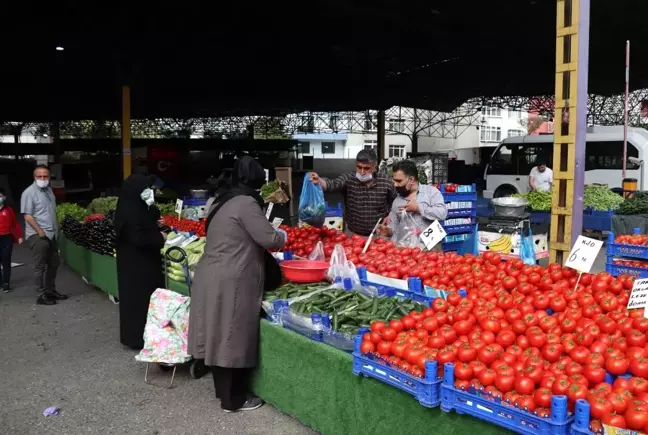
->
[140,188,154,206]
[0,197,4,205]
[356,172,373,182]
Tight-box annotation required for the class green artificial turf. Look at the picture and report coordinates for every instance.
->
[252,320,511,435]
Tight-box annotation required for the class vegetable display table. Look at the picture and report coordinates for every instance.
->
[59,237,508,434]
[252,320,510,435]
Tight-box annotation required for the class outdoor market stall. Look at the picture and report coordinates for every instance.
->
[55,194,648,435]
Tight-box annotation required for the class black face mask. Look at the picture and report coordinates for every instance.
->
[396,185,410,197]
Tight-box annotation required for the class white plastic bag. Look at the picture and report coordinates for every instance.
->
[308,241,325,261]
[327,244,361,286]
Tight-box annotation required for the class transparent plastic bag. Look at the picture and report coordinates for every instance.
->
[392,211,426,249]
[308,241,325,261]
[327,244,361,286]
[298,173,326,227]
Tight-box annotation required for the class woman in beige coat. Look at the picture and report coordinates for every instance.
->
[188,156,286,412]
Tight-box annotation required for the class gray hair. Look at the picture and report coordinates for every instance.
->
[356,149,377,164]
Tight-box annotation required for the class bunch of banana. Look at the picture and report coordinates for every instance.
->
[488,235,513,253]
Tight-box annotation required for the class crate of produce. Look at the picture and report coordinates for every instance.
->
[607,229,648,260]
[605,259,648,279]
[352,336,441,407]
[440,183,478,202]
[356,267,436,306]
[440,363,573,435]
[446,207,477,219]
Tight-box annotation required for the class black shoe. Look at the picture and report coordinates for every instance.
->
[37,294,57,305]
[51,290,68,300]
[2,284,11,293]
[222,396,264,413]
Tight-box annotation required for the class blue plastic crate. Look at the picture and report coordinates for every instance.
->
[570,399,601,435]
[530,211,551,224]
[441,363,573,435]
[352,336,441,407]
[583,211,613,232]
[443,224,475,235]
[605,261,648,279]
[606,230,648,260]
[356,267,437,306]
[325,202,343,217]
[446,208,478,218]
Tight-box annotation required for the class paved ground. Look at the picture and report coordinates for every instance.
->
[0,245,317,435]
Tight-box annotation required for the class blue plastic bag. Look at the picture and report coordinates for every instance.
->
[520,227,536,265]
[298,173,326,227]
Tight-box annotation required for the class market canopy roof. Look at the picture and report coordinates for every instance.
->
[3,0,648,121]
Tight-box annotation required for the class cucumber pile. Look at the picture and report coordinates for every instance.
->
[289,290,425,334]
[264,282,330,303]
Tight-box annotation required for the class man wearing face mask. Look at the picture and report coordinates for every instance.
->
[379,160,447,250]
[309,150,396,237]
[21,165,68,305]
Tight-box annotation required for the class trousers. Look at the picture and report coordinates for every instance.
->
[211,366,251,411]
[0,234,13,286]
[27,235,59,295]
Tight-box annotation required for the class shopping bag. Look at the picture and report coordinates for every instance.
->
[298,173,326,227]
[520,227,536,266]
[308,241,325,261]
[392,211,426,249]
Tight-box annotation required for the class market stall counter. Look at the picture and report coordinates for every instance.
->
[58,236,507,435]
[252,319,508,435]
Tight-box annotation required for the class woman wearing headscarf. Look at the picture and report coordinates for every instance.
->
[188,156,286,413]
[114,174,166,350]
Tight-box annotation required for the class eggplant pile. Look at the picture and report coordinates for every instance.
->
[61,214,116,257]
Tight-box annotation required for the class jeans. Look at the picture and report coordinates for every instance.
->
[27,235,59,295]
[0,234,13,286]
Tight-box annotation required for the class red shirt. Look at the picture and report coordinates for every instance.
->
[0,206,23,240]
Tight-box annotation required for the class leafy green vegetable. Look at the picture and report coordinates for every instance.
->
[617,191,648,215]
[56,203,89,224]
[87,197,118,215]
[156,202,175,216]
[512,191,551,211]
[261,181,280,200]
[583,185,624,211]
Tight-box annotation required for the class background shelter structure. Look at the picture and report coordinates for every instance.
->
[2,0,648,259]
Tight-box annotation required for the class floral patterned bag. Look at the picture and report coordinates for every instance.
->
[135,288,192,364]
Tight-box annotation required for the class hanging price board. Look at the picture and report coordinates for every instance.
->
[419,220,446,251]
[628,278,648,310]
[564,236,603,273]
[175,199,184,216]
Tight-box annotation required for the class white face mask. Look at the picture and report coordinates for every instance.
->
[356,172,373,182]
[36,179,49,189]
[140,188,155,206]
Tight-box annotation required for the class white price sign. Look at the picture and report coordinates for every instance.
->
[175,199,184,216]
[627,278,648,310]
[564,236,604,273]
[271,217,283,229]
[419,220,446,251]
[265,202,274,219]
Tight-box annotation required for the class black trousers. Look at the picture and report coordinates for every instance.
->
[211,366,251,411]
[27,235,59,295]
[0,234,12,286]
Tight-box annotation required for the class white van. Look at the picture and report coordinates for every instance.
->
[483,126,648,198]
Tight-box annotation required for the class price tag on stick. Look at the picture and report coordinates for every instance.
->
[419,220,447,251]
[265,202,274,219]
[271,217,283,229]
[564,236,604,273]
[628,278,648,310]
[175,199,184,217]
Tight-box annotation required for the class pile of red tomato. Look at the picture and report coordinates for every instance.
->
[615,234,648,246]
[278,225,347,259]
[160,215,206,237]
[359,252,648,433]
[613,259,648,270]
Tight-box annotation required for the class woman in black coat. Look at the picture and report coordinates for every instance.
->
[114,174,166,350]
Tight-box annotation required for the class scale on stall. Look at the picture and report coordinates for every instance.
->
[478,197,549,260]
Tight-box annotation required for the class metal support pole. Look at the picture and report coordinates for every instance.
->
[377,110,386,161]
[623,40,630,179]
[121,85,132,180]
[549,0,590,264]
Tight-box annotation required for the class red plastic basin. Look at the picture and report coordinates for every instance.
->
[279,260,329,283]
